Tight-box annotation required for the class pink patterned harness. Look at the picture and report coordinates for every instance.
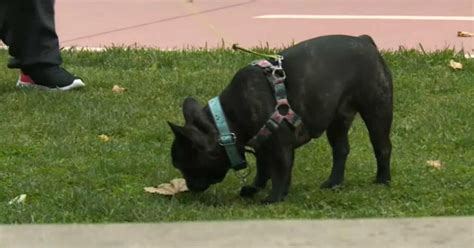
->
[247,58,303,148]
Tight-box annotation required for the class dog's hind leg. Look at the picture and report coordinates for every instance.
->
[321,113,355,189]
[360,103,393,185]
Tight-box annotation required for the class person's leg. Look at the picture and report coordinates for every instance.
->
[6,0,61,67]
[4,0,84,90]
[0,1,9,44]
[1,1,23,74]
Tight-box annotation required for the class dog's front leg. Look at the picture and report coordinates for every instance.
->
[262,147,295,204]
[240,152,271,198]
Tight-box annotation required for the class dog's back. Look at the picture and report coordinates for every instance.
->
[279,35,393,138]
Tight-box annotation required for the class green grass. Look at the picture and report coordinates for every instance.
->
[0,47,472,223]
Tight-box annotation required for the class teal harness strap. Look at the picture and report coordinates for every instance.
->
[208,97,247,170]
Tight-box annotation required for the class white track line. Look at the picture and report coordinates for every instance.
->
[254,15,474,21]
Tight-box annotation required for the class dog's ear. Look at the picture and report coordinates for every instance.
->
[168,121,190,143]
[168,121,213,152]
[183,97,201,123]
[182,97,216,135]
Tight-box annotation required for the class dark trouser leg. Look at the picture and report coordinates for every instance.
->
[3,0,61,69]
[1,0,84,90]
[0,1,9,42]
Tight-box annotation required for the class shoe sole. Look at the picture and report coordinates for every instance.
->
[16,78,86,91]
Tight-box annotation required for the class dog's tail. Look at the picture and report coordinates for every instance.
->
[358,34,377,48]
[359,35,393,88]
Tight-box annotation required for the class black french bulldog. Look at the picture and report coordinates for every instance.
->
[168,34,393,204]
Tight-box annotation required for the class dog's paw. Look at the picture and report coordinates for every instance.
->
[373,178,391,186]
[240,185,259,198]
[320,179,343,189]
[260,197,284,205]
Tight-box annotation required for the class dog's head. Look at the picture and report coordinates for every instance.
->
[168,97,230,192]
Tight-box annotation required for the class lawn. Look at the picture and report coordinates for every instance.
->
[0,47,472,223]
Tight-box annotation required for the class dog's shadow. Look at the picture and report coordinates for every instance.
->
[184,187,262,206]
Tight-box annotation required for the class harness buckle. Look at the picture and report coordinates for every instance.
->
[218,133,237,146]
[272,67,286,81]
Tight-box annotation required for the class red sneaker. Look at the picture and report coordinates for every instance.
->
[16,70,85,91]
[16,72,35,86]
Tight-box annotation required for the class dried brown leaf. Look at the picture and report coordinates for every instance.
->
[112,85,127,93]
[449,60,463,70]
[144,186,175,195]
[144,178,188,196]
[8,194,27,205]
[98,134,111,142]
[170,178,188,191]
[426,160,443,169]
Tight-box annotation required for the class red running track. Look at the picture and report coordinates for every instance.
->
[53,0,472,52]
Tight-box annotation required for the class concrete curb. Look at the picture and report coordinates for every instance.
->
[1,217,472,248]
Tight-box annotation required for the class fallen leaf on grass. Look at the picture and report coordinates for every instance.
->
[144,178,188,196]
[98,134,111,142]
[426,160,443,169]
[457,31,474,37]
[9,194,27,205]
[112,85,127,93]
[449,60,463,70]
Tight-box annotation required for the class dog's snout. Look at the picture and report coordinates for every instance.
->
[187,180,210,192]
